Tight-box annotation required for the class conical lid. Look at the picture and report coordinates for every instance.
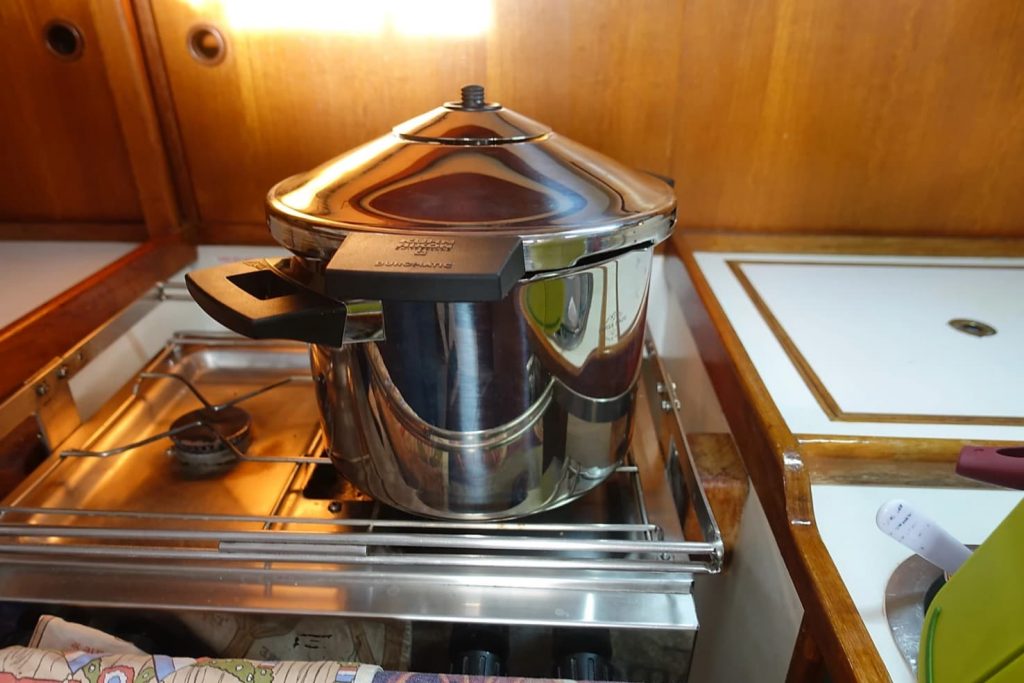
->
[267,85,675,272]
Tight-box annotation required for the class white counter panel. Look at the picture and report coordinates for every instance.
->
[695,252,1024,441]
[0,241,137,329]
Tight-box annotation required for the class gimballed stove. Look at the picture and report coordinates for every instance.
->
[0,318,721,647]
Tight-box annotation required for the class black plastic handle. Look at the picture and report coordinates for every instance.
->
[324,233,526,302]
[185,260,349,345]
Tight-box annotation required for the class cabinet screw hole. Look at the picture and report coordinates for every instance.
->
[43,20,83,60]
[187,25,226,65]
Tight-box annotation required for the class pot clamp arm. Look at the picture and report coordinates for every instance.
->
[323,233,525,302]
[185,260,384,346]
[186,234,524,345]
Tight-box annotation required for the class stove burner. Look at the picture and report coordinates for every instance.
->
[168,406,252,467]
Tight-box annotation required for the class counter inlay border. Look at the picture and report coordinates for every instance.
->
[726,259,1024,427]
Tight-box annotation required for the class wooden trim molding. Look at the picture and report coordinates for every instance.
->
[676,230,1024,257]
[90,0,182,238]
[669,237,891,682]
[130,0,201,235]
[0,222,146,242]
[0,238,196,402]
[796,434,1022,462]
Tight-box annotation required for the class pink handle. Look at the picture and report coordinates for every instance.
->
[957,445,1024,490]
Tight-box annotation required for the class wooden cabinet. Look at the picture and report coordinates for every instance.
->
[139,0,1024,244]
[140,0,684,242]
[6,1,1024,241]
[674,0,1024,236]
[0,0,144,239]
[0,0,190,399]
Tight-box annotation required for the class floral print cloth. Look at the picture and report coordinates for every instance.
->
[0,617,598,683]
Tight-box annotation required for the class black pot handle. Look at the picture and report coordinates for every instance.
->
[324,233,526,302]
[185,260,349,345]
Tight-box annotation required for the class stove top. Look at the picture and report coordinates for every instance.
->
[0,330,721,632]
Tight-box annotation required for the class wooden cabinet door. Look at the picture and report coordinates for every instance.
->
[145,0,1024,242]
[140,0,684,243]
[0,0,146,239]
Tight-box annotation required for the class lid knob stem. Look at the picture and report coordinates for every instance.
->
[460,84,486,110]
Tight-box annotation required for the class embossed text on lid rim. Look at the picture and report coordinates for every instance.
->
[267,203,675,273]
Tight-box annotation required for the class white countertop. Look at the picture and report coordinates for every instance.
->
[695,249,1024,680]
[812,483,1023,682]
[0,241,139,329]
[695,251,1024,441]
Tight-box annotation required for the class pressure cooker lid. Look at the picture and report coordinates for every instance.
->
[267,85,676,272]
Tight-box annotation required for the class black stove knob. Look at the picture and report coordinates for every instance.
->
[449,623,507,676]
[553,627,613,681]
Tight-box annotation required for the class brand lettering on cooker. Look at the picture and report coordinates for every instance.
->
[374,260,453,269]
[394,238,455,256]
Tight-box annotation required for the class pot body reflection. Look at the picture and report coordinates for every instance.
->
[310,246,653,519]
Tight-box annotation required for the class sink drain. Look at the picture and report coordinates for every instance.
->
[948,318,997,337]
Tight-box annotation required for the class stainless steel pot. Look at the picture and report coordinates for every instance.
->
[186,85,675,519]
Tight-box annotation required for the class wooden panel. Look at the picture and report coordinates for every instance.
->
[0,0,142,223]
[678,231,1024,257]
[148,0,484,230]
[684,432,748,559]
[486,0,684,174]
[0,238,195,402]
[144,0,684,241]
[673,0,1024,235]
[91,0,183,236]
[146,0,1024,242]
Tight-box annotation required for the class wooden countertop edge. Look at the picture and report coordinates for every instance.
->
[797,434,1022,486]
[0,237,196,403]
[669,235,892,683]
[679,229,1024,256]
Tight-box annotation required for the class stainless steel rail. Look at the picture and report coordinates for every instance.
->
[0,504,657,533]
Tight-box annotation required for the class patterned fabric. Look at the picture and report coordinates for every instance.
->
[370,675,580,683]
[0,617,612,683]
[0,647,378,683]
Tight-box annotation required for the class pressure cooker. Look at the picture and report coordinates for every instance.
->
[186,85,676,520]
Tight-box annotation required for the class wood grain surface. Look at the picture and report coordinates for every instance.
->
[141,0,684,241]
[91,0,183,237]
[684,432,749,559]
[678,231,1024,257]
[135,0,1024,243]
[673,0,1024,235]
[0,0,143,224]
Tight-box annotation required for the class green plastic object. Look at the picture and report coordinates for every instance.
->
[919,500,1024,682]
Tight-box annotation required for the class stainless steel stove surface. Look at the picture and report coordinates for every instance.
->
[0,330,721,634]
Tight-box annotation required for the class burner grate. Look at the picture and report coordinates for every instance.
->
[169,405,251,466]
[59,370,329,466]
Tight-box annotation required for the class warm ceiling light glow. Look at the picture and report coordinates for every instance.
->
[389,0,492,38]
[210,0,492,37]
